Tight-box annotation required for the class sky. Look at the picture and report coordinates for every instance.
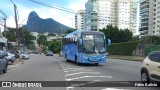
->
[0,0,88,30]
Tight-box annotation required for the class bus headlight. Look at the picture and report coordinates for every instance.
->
[83,54,88,58]
[101,55,106,59]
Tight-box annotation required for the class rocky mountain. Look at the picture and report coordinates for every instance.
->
[26,11,71,34]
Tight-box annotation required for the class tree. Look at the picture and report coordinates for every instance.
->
[19,27,36,47]
[37,34,47,47]
[100,25,133,43]
[2,28,16,42]
[3,27,36,50]
[47,39,61,53]
[140,36,160,45]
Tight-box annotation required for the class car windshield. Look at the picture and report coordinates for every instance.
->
[82,34,105,54]
[47,51,53,53]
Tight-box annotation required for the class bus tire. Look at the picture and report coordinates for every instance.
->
[65,54,69,62]
[66,59,69,62]
[65,54,67,59]
[75,56,79,65]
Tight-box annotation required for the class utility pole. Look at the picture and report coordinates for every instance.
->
[13,4,20,51]
[3,18,6,37]
[61,25,62,51]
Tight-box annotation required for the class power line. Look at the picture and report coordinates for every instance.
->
[10,0,14,5]
[29,0,77,12]
[27,0,77,14]
[0,9,7,19]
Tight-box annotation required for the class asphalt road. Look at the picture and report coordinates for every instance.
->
[0,54,159,90]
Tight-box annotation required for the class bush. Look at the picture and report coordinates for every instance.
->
[48,40,61,53]
[106,41,138,56]
[144,44,160,56]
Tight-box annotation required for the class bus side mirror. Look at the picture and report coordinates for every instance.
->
[108,39,111,45]
[79,39,82,45]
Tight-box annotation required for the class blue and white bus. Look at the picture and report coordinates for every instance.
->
[63,30,111,65]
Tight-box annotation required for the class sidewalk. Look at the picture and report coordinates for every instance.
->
[108,55,145,61]
[7,59,24,70]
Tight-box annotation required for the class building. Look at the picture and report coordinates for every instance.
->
[116,0,138,33]
[31,32,38,47]
[85,0,138,34]
[43,32,61,41]
[154,1,160,36]
[0,28,7,50]
[139,0,160,36]
[75,10,86,30]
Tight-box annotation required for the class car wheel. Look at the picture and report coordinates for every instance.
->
[8,61,13,65]
[141,70,150,83]
[3,65,7,73]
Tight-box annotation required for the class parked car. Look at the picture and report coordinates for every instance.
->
[26,51,30,54]
[4,52,16,65]
[0,53,8,74]
[0,51,16,65]
[33,51,39,54]
[46,51,54,56]
[141,51,160,83]
[20,53,29,60]
[8,50,19,59]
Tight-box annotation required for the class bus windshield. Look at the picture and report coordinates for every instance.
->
[82,34,105,54]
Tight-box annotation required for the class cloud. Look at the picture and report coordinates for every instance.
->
[68,0,88,11]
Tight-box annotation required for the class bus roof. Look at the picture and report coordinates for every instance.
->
[64,30,104,38]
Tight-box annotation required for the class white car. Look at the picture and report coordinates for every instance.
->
[20,54,29,60]
[141,51,160,83]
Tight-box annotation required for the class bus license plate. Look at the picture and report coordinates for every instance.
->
[93,60,97,62]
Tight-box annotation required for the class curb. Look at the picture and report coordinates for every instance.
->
[7,60,24,70]
[108,56,144,62]
[109,57,142,62]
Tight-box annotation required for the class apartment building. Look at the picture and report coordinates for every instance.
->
[75,10,86,30]
[31,32,38,47]
[85,0,117,31]
[117,0,137,33]
[85,0,138,34]
[139,0,160,36]
[154,0,160,36]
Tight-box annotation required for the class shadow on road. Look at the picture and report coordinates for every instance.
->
[62,60,103,67]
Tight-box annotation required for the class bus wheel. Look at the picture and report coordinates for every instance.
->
[65,54,69,62]
[66,59,69,62]
[95,63,99,65]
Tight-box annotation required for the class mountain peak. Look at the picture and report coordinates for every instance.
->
[26,11,71,34]
[28,11,39,18]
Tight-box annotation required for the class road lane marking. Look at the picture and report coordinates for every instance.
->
[64,69,92,73]
[66,87,74,90]
[65,72,101,76]
[61,66,72,69]
[63,68,85,71]
[66,76,112,81]
[102,88,131,90]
